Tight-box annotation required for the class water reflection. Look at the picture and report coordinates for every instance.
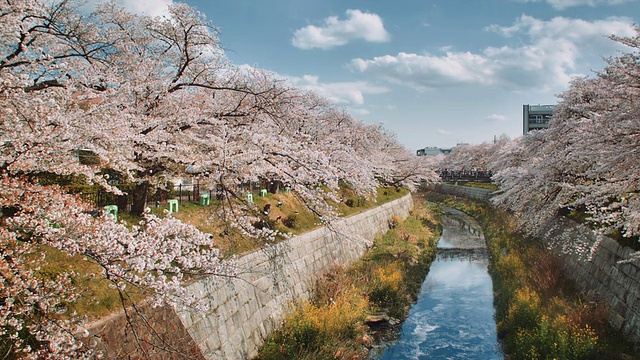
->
[438,212,485,249]
[372,212,502,359]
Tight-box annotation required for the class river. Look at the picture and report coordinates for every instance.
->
[370,208,503,359]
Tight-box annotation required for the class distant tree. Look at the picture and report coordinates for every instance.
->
[439,138,510,173]
[357,125,440,189]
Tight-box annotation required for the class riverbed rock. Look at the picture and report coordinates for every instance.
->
[365,313,390,325]
[358,334,374,348]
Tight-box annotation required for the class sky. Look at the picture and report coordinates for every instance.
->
[111,0,639,151]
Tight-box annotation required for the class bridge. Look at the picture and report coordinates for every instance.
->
[438,169,493,183]
[435,247,489,262]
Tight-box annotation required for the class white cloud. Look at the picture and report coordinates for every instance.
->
[488,14,634,41]
[348,108,371,116]
[350,16,635,91]
[236,65,388,108]
[287,74,389,105]
[87,0,173,17]
[292,9,391,50]
[484,114,508,122]
[123,0,173,17]
[437,129,451,135]
[350,51,494,90]
[514,0,633,10]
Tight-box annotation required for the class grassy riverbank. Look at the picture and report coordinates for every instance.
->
[425,191,639,360]
[255,195,440,359]
[32,187,409,323]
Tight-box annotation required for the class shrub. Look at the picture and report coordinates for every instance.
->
[388,215,400,229]
[282,214,297,229]
[513,315,598,360]
[500,287,542,341]
[253,218,277,230]
[369,262,405,318]
[375,262,402,292]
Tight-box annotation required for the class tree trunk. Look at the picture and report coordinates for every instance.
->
[131,181,149,216]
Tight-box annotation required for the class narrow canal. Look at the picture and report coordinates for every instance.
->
[371,208,503,359]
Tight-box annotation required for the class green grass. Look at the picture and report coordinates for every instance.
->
[34,246,138,321]
[164,186,410,256]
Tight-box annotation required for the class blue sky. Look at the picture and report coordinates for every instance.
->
[114,0,639,150]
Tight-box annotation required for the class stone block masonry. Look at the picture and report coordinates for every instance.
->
[88,193,414,359]
[543,217,640,347]
[86,301,205,360]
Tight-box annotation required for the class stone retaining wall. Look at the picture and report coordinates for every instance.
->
[89,193,414,359]
[544,218,640,346]
[179,193,414,359]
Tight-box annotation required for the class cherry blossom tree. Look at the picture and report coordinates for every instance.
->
[438,139,508,174]
[353,124,440,189]
[550,41,640,244]
[434,26,640,262]
[0,4,230,356]
[1,1,437,357]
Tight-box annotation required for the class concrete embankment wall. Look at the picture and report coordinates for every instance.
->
[431,184,640,347]
[89,194,414,359]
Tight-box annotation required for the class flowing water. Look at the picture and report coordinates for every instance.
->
[371,208,503,359]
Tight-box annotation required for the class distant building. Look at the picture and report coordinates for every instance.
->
[416,143,467,156]
[523,104,554,134]
[417,147,449,156]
